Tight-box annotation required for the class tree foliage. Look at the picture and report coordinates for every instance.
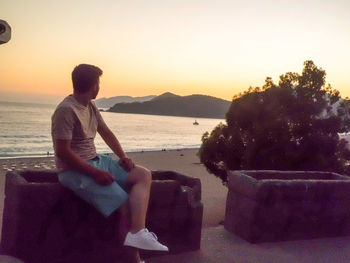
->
[199,61,350,184]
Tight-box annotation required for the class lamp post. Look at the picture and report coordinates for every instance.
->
[0,19,11,45]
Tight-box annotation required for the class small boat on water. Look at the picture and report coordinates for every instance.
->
[193,120,199,125]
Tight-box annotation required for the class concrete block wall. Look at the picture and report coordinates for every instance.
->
[225,170,350,243]
[1,170,203,263]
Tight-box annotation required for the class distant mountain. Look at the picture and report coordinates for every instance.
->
[150,92,180,101]
[108,93,231,119]
[95,95,156,109]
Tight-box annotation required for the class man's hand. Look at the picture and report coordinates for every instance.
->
[91,170,115,186]
[119,156,135,172]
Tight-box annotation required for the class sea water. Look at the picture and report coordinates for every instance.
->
[0,101,224,158]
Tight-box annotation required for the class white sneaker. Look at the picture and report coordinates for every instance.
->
[124,228,169,251]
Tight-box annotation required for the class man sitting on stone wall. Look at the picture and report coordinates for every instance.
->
[51,64,168,263]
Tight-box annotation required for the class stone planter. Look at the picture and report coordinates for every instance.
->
[1,170,203,263]
[224,170,350,243]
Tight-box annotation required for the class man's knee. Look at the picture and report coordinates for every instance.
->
[127,166,152,185]
[140,167,151,184]
[136,166,151,183]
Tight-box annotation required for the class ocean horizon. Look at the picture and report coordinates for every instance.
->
[0,100,224,159]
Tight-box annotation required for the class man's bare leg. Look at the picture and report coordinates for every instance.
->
[118,202,141,263]
[125,166,151,233]
[124,165,168,252]
[118,202,130,242]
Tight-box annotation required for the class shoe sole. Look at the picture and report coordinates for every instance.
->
[124,244,169,252]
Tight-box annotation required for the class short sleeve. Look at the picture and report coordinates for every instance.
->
[51,106,75,140]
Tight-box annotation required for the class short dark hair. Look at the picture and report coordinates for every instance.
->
[72,64,103,93]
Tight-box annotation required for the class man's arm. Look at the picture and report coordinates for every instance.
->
[97,121,135,171]
[55,139,115,185]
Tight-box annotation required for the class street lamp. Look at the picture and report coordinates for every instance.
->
[0,19,11,45]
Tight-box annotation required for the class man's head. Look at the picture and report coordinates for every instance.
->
[72,64,103,98]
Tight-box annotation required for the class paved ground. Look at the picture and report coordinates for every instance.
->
[1,225,350,263]
[149,226,350,263]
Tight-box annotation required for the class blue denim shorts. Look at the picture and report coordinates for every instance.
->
[58,154,129,218]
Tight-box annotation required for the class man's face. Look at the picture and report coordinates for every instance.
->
[91,79,100,99]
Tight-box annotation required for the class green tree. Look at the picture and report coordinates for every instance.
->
[199,61,350,184]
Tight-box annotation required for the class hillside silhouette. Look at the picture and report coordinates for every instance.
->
[95,95,156,108]
[108,92,230,119]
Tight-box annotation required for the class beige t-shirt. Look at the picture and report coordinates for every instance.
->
[51,95,105,172]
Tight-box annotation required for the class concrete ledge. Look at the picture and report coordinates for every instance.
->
[225,170,350,243]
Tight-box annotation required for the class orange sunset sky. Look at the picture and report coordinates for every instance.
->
[1,0,349,104]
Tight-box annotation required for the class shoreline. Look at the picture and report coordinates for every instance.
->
[0,148,201,176]
[0,147,200,162]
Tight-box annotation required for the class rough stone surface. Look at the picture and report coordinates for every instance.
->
[224,170,350,243]
[1,170,203,263]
